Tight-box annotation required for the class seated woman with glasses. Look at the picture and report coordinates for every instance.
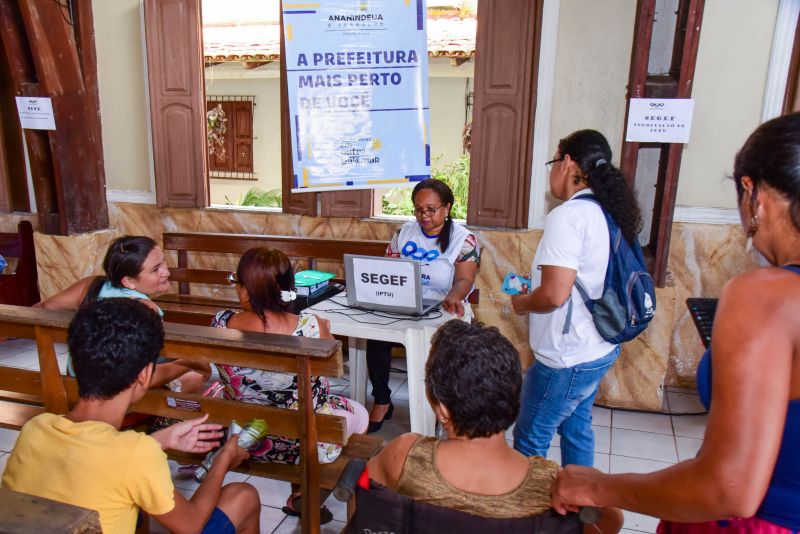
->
[212,247,368,523]
[367,320,623,532]
[367,178,480,432]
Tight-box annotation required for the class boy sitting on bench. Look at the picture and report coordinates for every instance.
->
[1,298,261,533]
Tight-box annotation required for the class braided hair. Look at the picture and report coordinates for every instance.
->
[559,129,643,244]
[412,178,456,253]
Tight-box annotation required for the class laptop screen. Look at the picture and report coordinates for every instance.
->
[346,255,419,311]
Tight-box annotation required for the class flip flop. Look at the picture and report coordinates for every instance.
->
[281,494,334,525]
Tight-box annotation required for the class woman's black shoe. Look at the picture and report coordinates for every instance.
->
[367,402,394,434]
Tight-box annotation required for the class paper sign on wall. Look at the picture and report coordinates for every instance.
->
[352,257,417,308]
[625,98,694,143]
[15,97,56,131]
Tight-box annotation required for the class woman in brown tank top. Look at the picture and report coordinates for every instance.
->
[367,320,622,531]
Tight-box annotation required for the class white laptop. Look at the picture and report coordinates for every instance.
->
[343,254,441,316]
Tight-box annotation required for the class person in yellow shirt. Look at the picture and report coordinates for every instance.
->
[1,298,261,533]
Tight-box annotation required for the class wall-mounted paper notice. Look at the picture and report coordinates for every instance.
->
[626,98,694,143]
[15,97,56,130]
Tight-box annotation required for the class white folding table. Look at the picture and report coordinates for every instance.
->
[304,294,465,436]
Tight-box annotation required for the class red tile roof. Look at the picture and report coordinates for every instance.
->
[203,18,476,63]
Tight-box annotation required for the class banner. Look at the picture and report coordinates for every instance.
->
[283,0,430,192]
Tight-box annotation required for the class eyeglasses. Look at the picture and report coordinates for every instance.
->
[545,157,564,170]
[226,272,239,285]
[414,205,444,217]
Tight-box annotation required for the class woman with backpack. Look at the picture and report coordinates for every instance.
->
[510,129,644,467]
[552,112,800,533]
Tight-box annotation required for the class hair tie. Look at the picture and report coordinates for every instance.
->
[281,290,297,303]
[595,158,607,168]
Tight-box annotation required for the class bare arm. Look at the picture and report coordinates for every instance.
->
[152,435,248,534]
[553,269,795,520]
[367,432,421,490]
[34,276,96,310]
[442,261,478,317]
[511,265,576,315]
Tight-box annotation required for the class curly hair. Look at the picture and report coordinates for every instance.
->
[559,130,643,244]
[734,112,800,233]
[68,298,164,399]
[425,320,521,438]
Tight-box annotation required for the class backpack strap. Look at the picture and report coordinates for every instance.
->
[561,193,603,335]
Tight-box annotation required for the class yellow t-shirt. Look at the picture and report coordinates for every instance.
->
[1,413,175,534]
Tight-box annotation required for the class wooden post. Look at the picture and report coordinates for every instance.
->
[0,1,60,232]
[34,326,69,414]
[296,355,321,534]
[16,0,109,234]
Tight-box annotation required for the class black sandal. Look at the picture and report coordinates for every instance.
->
[282,495,334,525]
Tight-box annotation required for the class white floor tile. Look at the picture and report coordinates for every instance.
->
[0,428,20,453]
[0,452,8,477]
[594,453,610,473]
[246,475,293,509]
[671,414,707,439]
[0,343,31,360]
[612,411,673,435]
[324,492,349,522]
[592,406,612,427]
[611,428,677,463]
[387,401,410,426]
[390,380,409,401]
[545,446,609,471]
[622,510,660,533]
[666,392,706,414]
[610,454,674,474]
[675,436,703,461]
[595,425,611,454]
[259,505,288,533]
[374,421,410,443]
[0,349,39,369]
[0,338,35,350]
[271,516,345,534]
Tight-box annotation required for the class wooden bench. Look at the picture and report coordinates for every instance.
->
[0,221,40,306]
[155,230,479,326]
[0,304,383,534]
[0,488,102,534]
[156,232,390,325]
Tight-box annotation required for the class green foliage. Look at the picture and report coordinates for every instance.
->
[225,187,282,208]
[381,154,470,219]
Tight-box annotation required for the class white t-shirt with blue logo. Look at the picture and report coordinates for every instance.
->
[392,220,473,300]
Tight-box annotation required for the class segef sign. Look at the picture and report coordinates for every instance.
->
[351,256,416,308]
[625,98,695,143]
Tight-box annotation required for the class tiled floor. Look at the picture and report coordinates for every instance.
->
[0,339,707,533]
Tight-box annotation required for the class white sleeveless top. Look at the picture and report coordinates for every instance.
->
[396,220,471,300]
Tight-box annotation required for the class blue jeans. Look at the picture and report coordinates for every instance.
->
[513,346,620,466]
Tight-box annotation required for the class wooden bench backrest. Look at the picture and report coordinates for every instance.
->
[162,232,389,294]
[0,304,348,470]
[0,221,40,306]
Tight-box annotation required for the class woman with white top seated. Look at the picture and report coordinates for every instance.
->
[366,178,480,433]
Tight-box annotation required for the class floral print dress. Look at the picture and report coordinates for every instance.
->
[212,310,354,464]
